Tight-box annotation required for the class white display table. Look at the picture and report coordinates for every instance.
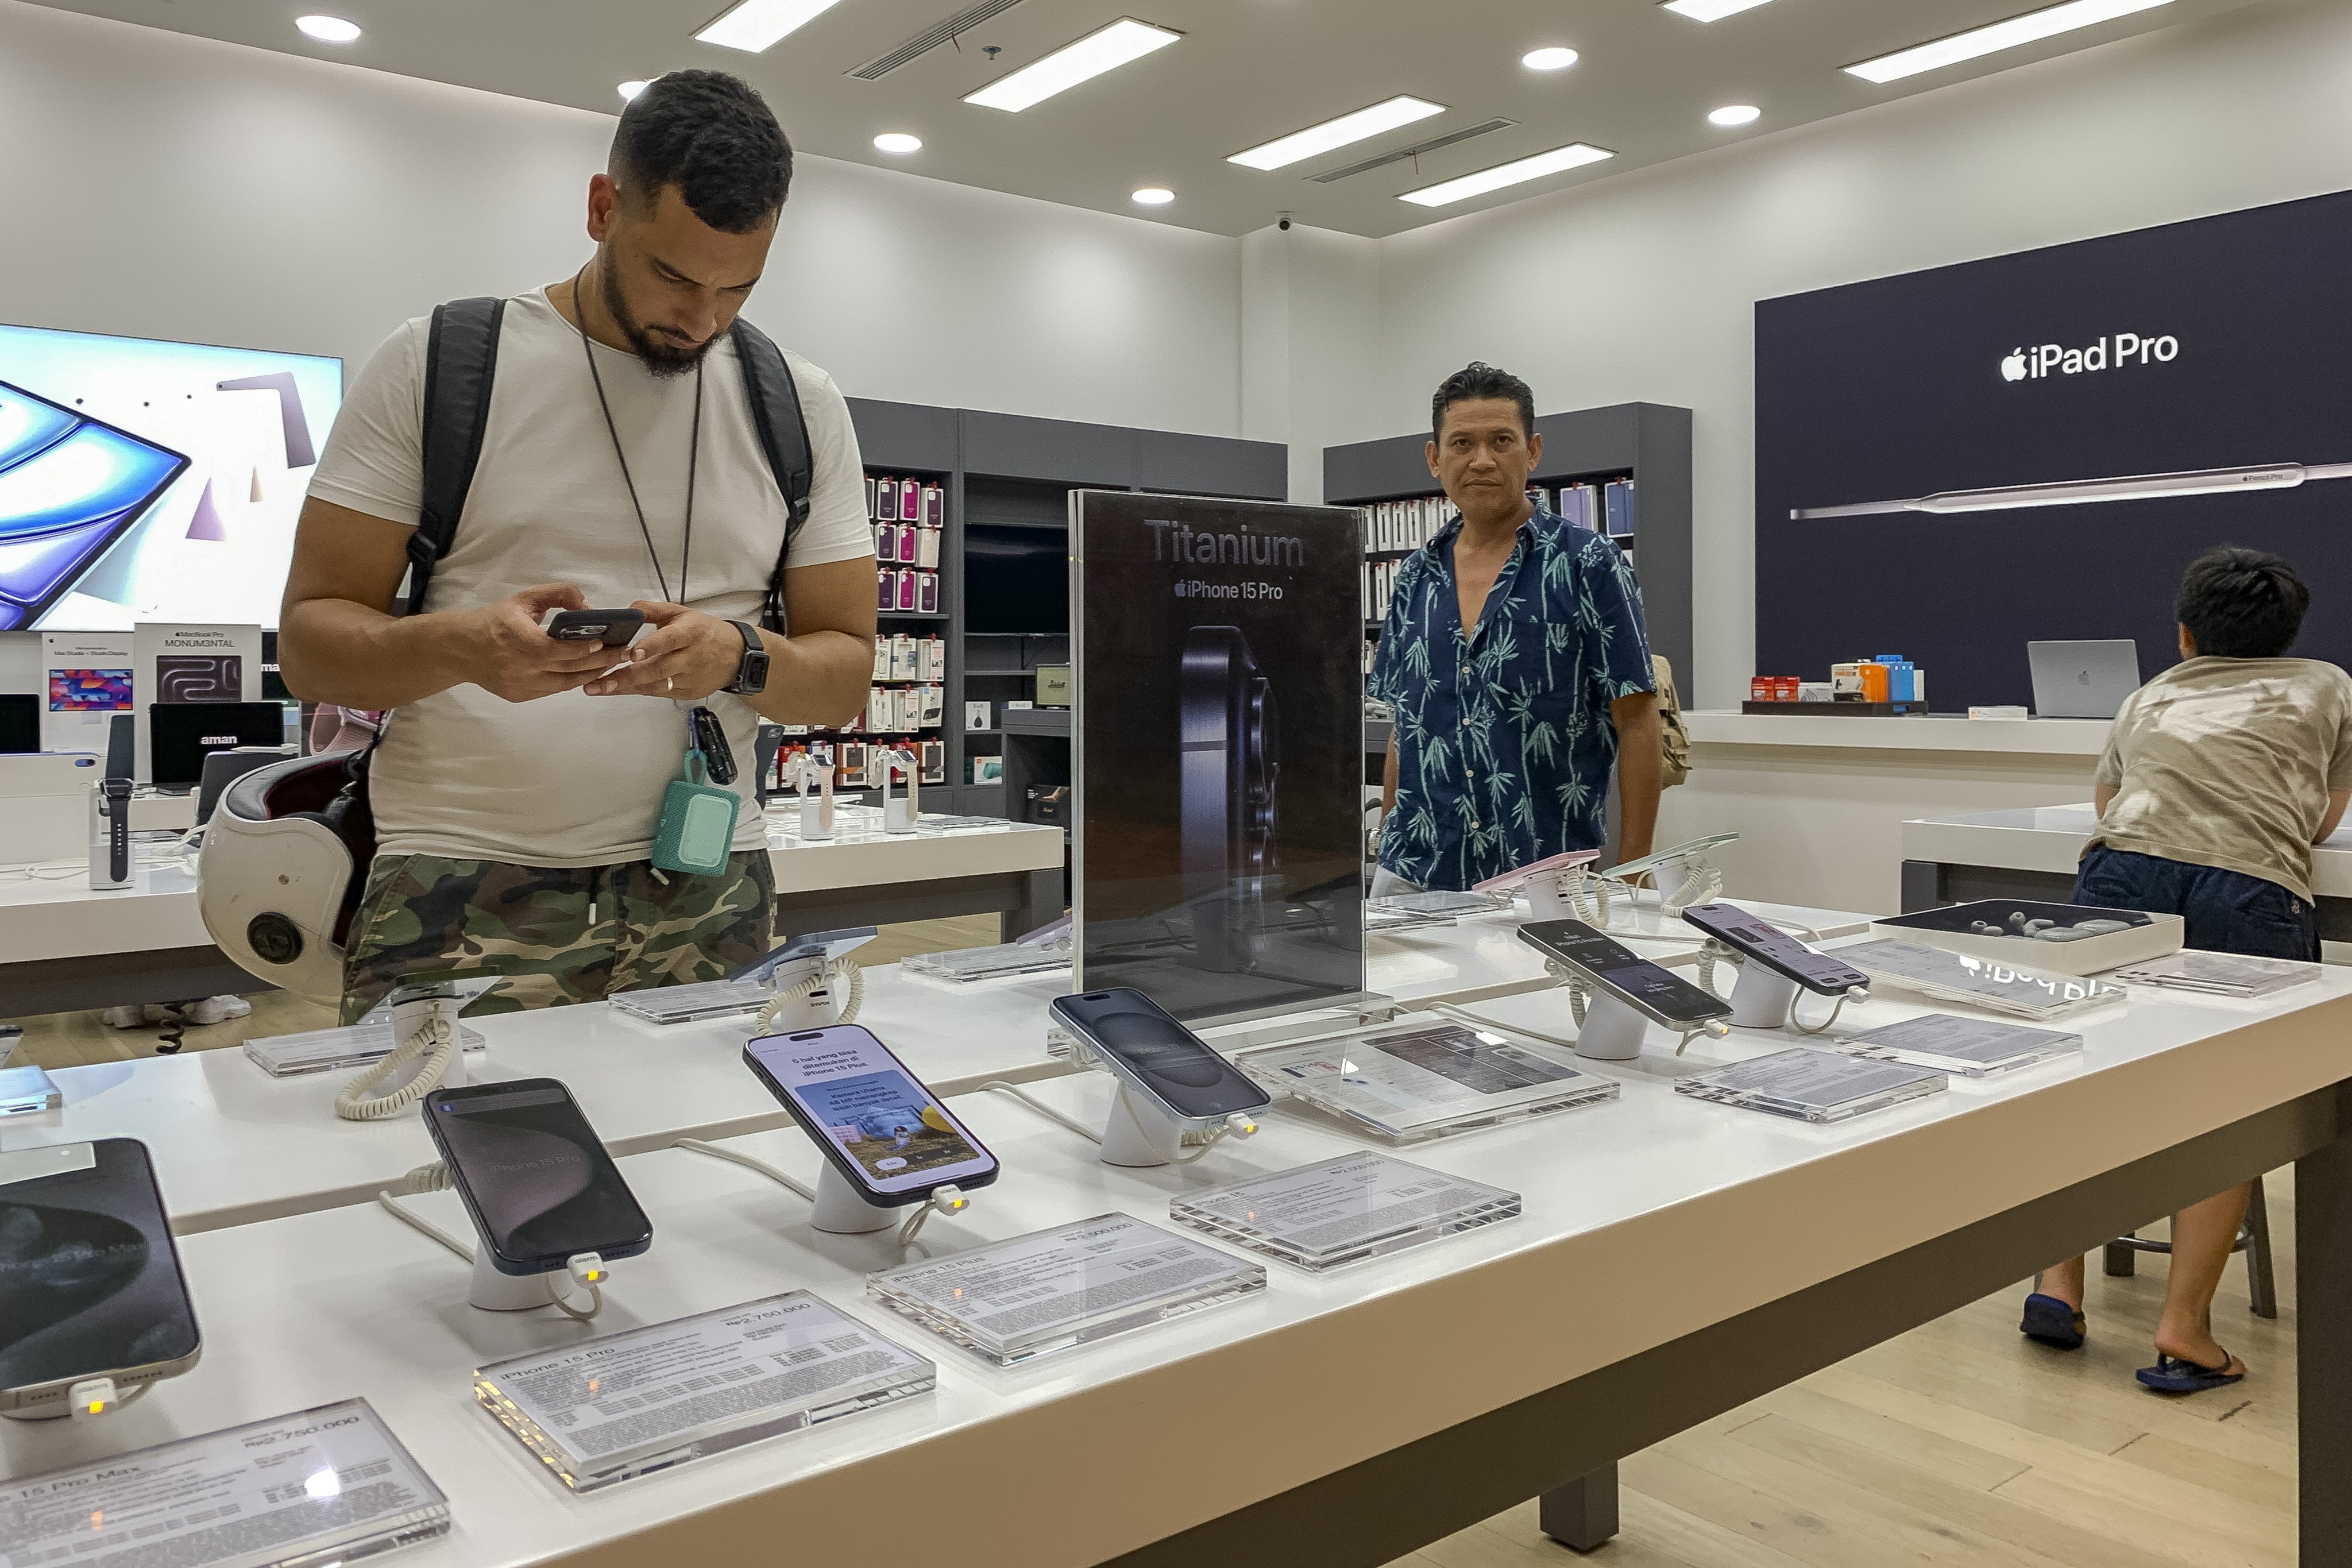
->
[0,816,1066,1017]
[0,897,1871,1235]
[1656,711,2108,916]
[1901,803,2352,939]
[6,943,2346,1566]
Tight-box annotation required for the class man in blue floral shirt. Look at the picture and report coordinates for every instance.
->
[1370,363,1662,893]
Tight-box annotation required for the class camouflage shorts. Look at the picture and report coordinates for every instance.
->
[338,851,775,1024]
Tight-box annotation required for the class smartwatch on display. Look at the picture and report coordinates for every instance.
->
[724,620,770,696]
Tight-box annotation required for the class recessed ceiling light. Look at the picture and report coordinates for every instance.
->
[874,132,923,154]
[964,18,1183,113]
[1661,0,1777,20]
[1708,103,1761,126]
[295,14,361,42]
[1227,96,1446,172]
[617,79,650,102]
[1132,187,1176,206]
[695,0,848,53]
[1398,142,1615,207]
[1846,0,2170,83]
[1521,47,1579,70]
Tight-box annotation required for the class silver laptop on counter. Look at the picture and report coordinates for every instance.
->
[2027,639,2141,719]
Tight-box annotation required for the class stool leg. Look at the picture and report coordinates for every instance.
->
[1540,1463,1620,1553]
[2104,1239,2138,1277]
[2244,1176,2279,1320]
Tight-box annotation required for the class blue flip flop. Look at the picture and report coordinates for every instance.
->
[2136,1348,2245,1394]
[2020,1292,2085,1350]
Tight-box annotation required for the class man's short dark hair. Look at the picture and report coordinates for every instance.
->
[2177,546,2309,658]
[611,70,791,233]
[1432,362,1536,443]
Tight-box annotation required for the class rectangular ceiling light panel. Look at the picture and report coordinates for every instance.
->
[1845,0,2171,83]
[1228,96,1447,171]
[963,18,1181,111]
[1398,143,1615,207]
[1661,0,1778,20]
[697,0,848,52]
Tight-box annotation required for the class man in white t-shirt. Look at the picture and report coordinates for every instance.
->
[281,71,876,1021]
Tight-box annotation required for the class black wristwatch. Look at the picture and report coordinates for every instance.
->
[723,620,770,696]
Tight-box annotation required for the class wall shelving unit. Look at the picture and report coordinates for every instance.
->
[845,399,1287,820]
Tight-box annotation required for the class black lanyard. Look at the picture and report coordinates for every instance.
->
[574,266,701,604]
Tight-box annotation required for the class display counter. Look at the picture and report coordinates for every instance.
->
[2,897,1867,1234]
[0,816,1067,1017]
[1655,710,2107,916]
[1903,804,2352,939]
[7,940,2347,1567]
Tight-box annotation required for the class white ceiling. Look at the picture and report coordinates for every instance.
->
[26,0,2273,237]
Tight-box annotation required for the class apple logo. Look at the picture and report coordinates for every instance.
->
[2077,670,2091,685]
[2001,349,2029,383]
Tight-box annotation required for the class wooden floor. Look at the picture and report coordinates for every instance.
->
[2,913,1003,1071]
[1387,1173,2299,1568]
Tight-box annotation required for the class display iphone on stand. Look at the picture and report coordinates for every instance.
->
[743,1026,999,1205]
[1516,919,1733,1030]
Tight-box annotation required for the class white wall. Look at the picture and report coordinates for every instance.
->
[1239,225,1382,503]
[0,0,1242,435]
[1366,0,2352,708]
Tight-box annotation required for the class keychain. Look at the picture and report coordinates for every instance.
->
[652,709,740,876]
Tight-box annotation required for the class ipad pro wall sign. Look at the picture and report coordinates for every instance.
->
[2000,333,2180,382]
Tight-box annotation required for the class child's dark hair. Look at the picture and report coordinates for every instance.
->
[2176,546,2309,658]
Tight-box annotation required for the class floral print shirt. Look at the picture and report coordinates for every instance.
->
[1370,507,1655,891]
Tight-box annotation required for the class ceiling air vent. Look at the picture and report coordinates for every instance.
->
[1310,119,1517,183]
[849,0,1031,80]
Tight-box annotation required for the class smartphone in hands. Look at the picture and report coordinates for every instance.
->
[540,608,647,647]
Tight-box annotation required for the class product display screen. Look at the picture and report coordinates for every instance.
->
[746,1026,995,1195]
[1519,918,1731,1027]
[0,322,340,632]
[1075,491,1366,1021]
[148,700,284,787]
[1757,190,2352,709]
[1683,903,1870,994]
[427,1082,650,1268]
[1054,988,1272,1122]
[0,1141,199,1395]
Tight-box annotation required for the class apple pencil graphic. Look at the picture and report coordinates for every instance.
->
[1791,460,2352,520]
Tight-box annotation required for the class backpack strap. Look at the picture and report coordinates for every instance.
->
[411,296,506,616]
[728,315,814,633]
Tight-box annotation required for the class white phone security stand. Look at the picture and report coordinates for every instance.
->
[1727,963,1798,1029]
[882,748,920,834]
[1573,991,1650,1061]
[1523,871,1577,923]
[1099,1084,1191,1168]
[756,951,843,1033]
[468,1246,559,1311]
[809,1165,896,1234]
[389,987,468,1091]
[787,752,836,841]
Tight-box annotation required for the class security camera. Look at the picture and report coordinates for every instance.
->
[1279,217,1292,231]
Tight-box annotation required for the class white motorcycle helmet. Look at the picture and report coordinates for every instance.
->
[199,753,373,1007]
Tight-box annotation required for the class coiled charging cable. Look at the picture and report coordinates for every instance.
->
[374,1161,603,1320]
[336,1011,459,1122]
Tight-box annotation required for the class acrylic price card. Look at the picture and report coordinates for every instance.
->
[473,1291,933,1492]
[0,1398,447,1568]
[1674,1048,1947,1124]
[867,1213,1266,1366]
[242,1021,486,1077]
[1829,1013,2081,1079]
[1169,1151,1520,1272]
[1235,1022,1617,1143]
[605,979,771,1026]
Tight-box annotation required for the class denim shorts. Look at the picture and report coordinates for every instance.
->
[2072,845,2320,961]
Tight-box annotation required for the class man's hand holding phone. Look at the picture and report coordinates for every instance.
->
[466,583,631,704]
[584,600,743,700]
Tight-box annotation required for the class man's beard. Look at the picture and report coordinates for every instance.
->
[603,259,715,379]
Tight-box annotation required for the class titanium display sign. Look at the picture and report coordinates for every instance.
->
[1756,188,2352,710]
[1072,491,1365,1023]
